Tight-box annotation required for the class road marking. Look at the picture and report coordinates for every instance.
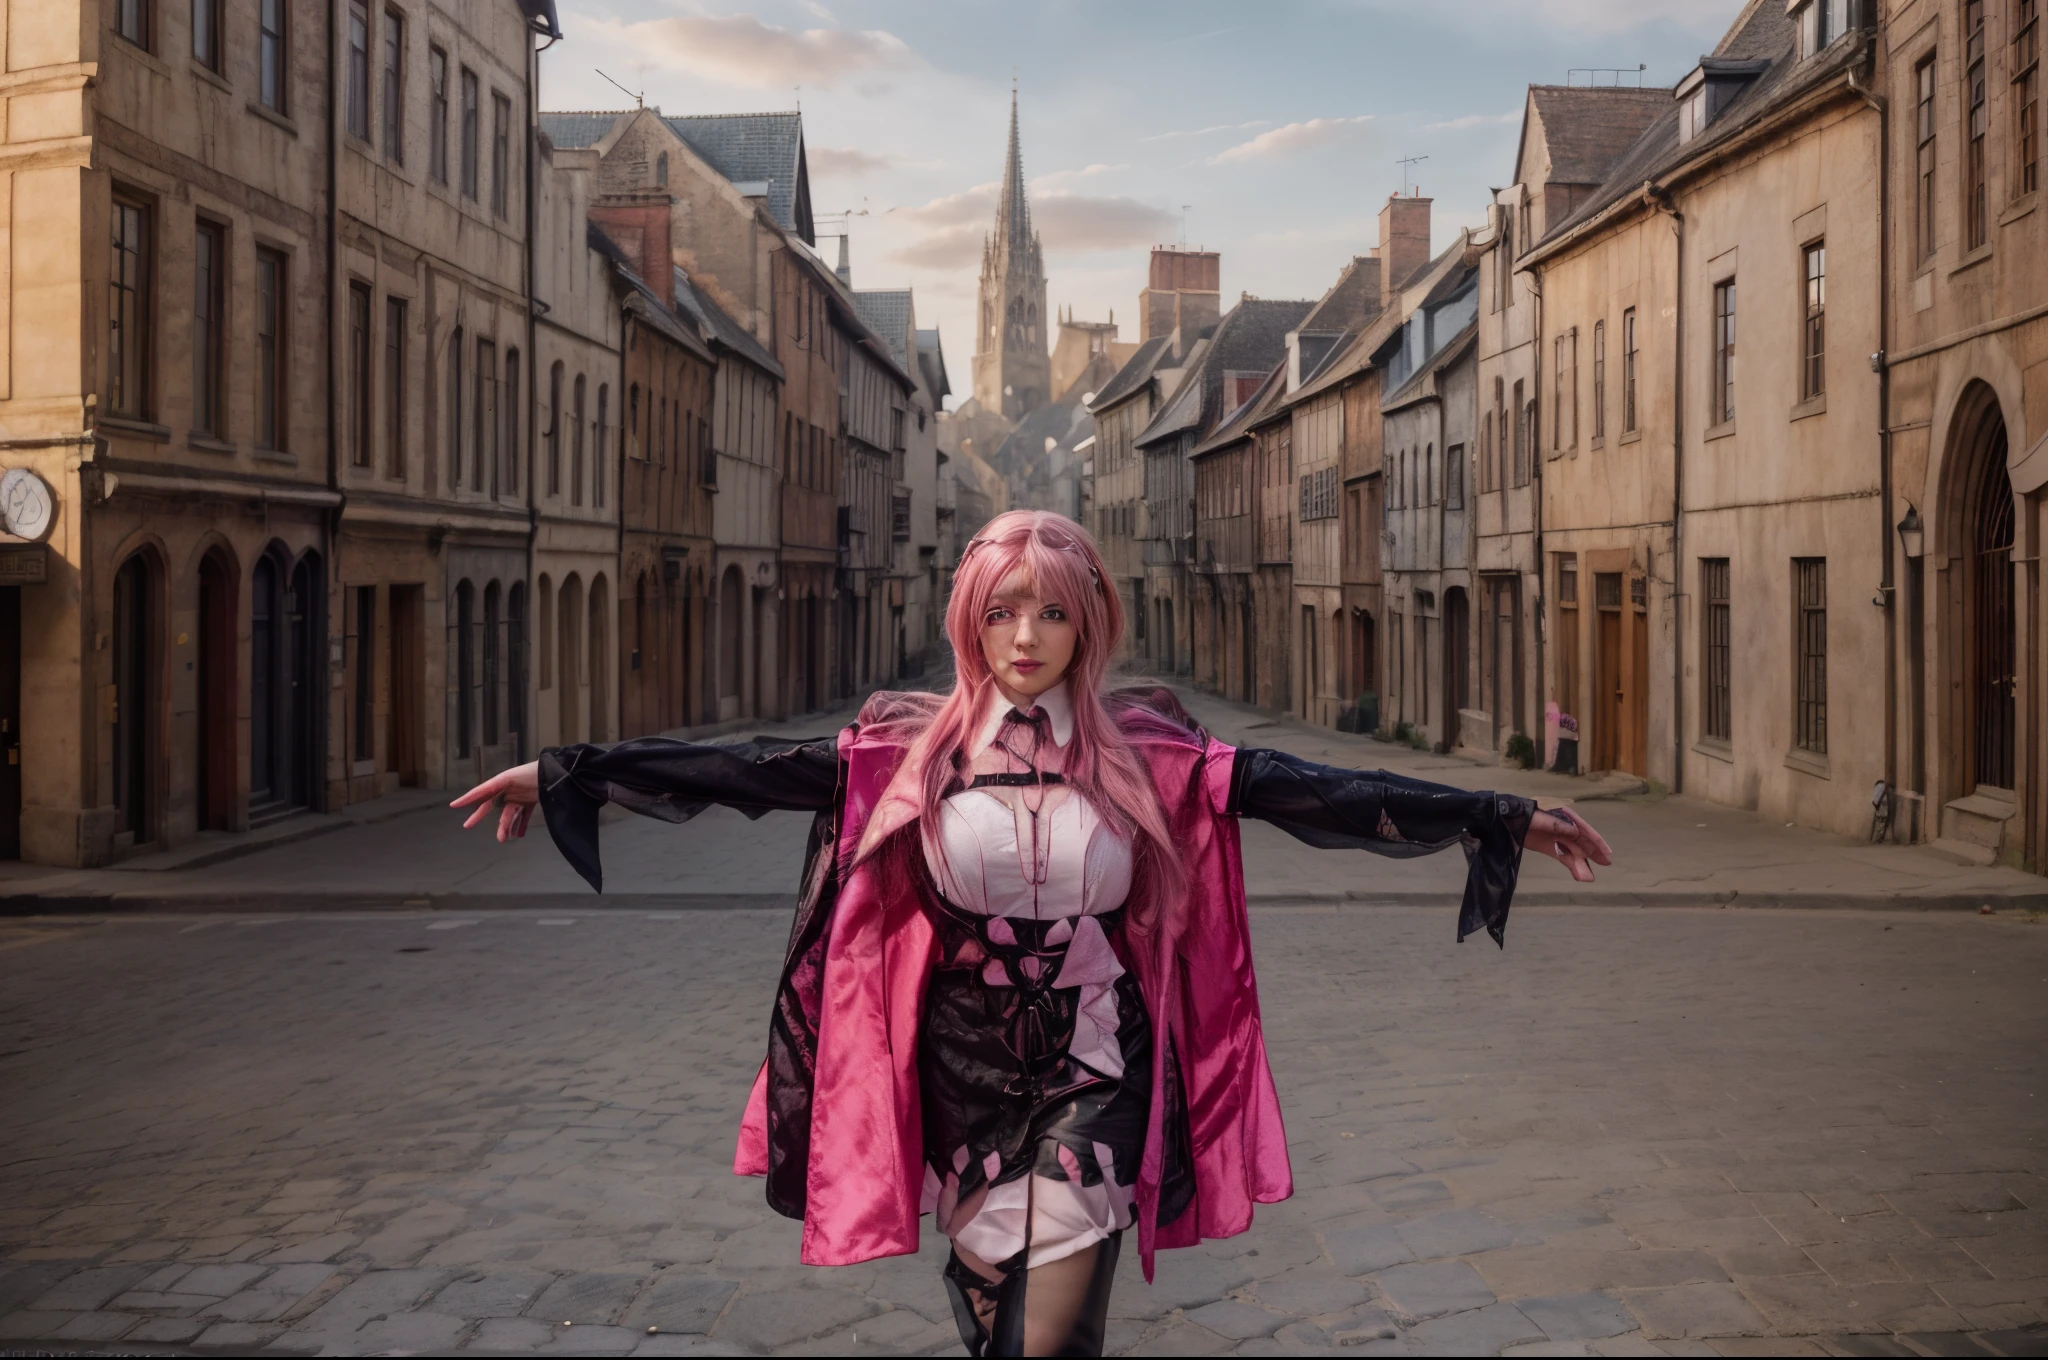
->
[646,913,688,921]
[426,920,478,930]
[536,919,576,926]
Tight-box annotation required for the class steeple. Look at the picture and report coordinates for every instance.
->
[995,84,1031,251]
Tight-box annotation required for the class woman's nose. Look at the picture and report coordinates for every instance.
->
[1013,614,1037,647]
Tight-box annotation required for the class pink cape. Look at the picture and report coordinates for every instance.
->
[732,706,1292,1280]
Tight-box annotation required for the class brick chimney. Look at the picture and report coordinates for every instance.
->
[1139,247,1221,347]
[588,196,675,308]
[1377,193,1432,296]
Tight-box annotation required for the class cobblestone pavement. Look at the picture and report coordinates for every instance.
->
[1,898,2044,1356]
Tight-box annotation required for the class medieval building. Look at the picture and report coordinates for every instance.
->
[972,92,1052,423]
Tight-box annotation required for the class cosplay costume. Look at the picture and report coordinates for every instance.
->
[537,683,1533,1354]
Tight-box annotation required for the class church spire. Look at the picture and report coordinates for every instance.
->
[995,84,1031,250]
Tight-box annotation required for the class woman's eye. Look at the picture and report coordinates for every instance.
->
[1041,608,1065,622]
[984,609,1012,625]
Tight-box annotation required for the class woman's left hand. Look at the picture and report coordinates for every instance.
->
[1524,806,1613,883]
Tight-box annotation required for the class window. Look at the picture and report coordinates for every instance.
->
[109,198,151,419]
[1496,205,1514,311]
[594,384,608,508]
[1802,242,1826,401]
[117,0,148,48]
[354,586,376,761]
[460,68,479,200]
[346,0,370,140]
[1592,321,1606,441]
[1797,0,1838,58]
[1554,336,1566,451]
[892,491,911,540]
[1679,85,1707,144]
[1917,56,1937,263]
[1622,308,1638,434]
[1965,1,1990,252]
[2019,0,2041,197]
[482,584,499,746]
[571,374,586,506]
[382,10,404,163]
[1553,332,1577,451]
[348,282,373,466]
[1712,279,1736,425]
[384,297,407,478]
[1298,466,1338,520]
[429,47,449,184]
[1702,558,1731,742]
[193,220,224,437]
[630,384,642,459]
[1794,558,1827,754]
[1490,377,1506,492]
[474,337,496,494]
[503,348,519,494]
[1446,443,1464,510]
[655,151,668,188]
[256,248,285,448]
[257,0,287,109]
[1511,379,1528,487]
[547,361,563,493]
[446,324,463,485]
[491,92,511,218]
[193,0,219,69]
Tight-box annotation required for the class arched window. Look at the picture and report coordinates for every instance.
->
[594,383,609,508]
[628,383,641,459]
[507,582,527,760]
[655,151,669,187]
[447,326,464,486]
[503,348,521,495]
[482,581,501,746]
[571,374,587,506]
[546,360,564,495]
[454,579,476,758]
[587,575,610,741]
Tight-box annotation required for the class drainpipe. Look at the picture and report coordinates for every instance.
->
[1849,60,1895,834]
[523,27,555,762]
[1526,263,1545,761]
[1645,180,1685,795]
[322,0,340,811]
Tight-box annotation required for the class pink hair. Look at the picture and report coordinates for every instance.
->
[862,510,1184,933]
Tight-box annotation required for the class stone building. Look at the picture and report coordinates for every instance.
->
[533,145,626,751]
[856,285,947,674]
[1878,0,2047,867]
[1191,368,1284,703]
[1527,3,1889,838]
[971,91,1051,423]
[1476,85,1669,764]
[838,289,918,696]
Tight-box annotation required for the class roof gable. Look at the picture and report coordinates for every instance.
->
[663,112,814,244]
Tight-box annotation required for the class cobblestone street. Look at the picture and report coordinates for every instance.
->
[1,890,2044,1355]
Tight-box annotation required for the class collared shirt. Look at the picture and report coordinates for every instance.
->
[967,679,1075,758]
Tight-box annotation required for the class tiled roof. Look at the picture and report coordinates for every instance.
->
[1086,335,1173,413]
[663,112,809,238]
[1382,320,1477,411]
[1190,363,1285,460]
[1523,86,1674,186]
[1296,255,1384,336]
[1531,1,1823,255]
[916,328,950,401]
[1134,343,1210,448]
[538,111,621,150]
[853,290,913,366]
[673,272,783,379]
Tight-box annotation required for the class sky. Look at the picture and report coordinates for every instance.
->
[537,0,1752,408]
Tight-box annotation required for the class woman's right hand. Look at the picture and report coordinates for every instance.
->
[450,761,542,842]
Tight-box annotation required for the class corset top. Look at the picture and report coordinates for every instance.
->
[928,785,1134,921]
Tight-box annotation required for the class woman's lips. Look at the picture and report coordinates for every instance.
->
[1010,659,1044,673]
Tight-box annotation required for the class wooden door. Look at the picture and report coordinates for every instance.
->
[197,554,237,828]
[1627,580,1650,775]
[1593,573,1622,771]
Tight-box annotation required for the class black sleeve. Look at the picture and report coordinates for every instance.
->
[1227,747,1536,947]
[537,735,841,893]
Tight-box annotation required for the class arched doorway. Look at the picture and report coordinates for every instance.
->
[197,549,238,830]
[453,579,476,760]
[506,582,527,761]
[1968,422,2017,792]
[250,550,314,820]
[557,573,582,743]
[1444,587,1470,750]
[588,575,610,742]
[112,551,158,844]
[482,582,502,749]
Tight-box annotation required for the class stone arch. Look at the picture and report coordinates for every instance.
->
[110,542,167,847]
[196,543,239,830]
[249,542,318,814]
[588,574,610,742]
[1936,382,2019,798]
[557,572,583,743]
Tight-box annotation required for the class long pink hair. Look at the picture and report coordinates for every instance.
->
[860,510,1184,933]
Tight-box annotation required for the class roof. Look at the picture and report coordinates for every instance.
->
[853,291,913,367]
[1086,335,1174,414]
[1133,341,1211,448]
[537,112,617,150]
[673,270,783,379]
[1296,255,1384,336]
[663,112,812,243]
[1190,363,1286,460]
[1518,86,1674,187]
[917,328,950,401]
[516,0,562,40]
[1382,320,1478,411]
[583,223,710,362]
[1530,0,1842,258]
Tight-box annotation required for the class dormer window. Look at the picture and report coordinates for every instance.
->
[1794,0,1837,58]
[1675,58,1772,145]
[1679,85,1709,143]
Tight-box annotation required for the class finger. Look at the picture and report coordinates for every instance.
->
[508,805,533,839]
[498,801,520,843]
[449,777,503,809]
[462,796,500,831]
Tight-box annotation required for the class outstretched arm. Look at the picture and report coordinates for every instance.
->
[1227,748,1611,945]
[450,735,840,892]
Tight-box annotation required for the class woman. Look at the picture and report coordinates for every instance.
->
[453,510,1610,1357]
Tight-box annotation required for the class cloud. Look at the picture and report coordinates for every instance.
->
[1139,121,1270,144]
[1030,163,1126,191]
[810,145,896,178]
[885,181,1174,269]
[586,13,913,90]
[1355,0,1738,36]
[1424,111,1521,132]
[1208,116,1375,165]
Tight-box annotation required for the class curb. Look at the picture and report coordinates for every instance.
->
[5,890,2043,917]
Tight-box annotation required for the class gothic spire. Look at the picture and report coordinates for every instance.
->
[994,85,1031,251]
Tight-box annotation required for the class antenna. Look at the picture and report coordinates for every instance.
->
[1566,64,1649,87]
[1397,154,1429,197]
[596,68,642,108]
[1179,204,1191,245]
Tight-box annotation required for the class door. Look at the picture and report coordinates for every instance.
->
[720,566,743,720]
[0,586,18,857]
[1444,588,1469,747]
[1971,451,2017,791]
[1593,573,1623,772]
[1627,576,1650,775]
[197,553,236,829]
[389,586,423,785]
[112,553,155,843]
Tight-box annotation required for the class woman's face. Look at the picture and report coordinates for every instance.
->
[979,566,1079,703]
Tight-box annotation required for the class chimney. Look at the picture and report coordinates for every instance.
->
[1139,247,1221,349]
[589,198,676,308]
[835,232,851,286]
[1377,193,1432,296]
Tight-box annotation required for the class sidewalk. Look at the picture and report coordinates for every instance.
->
[3,678,2043,914]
